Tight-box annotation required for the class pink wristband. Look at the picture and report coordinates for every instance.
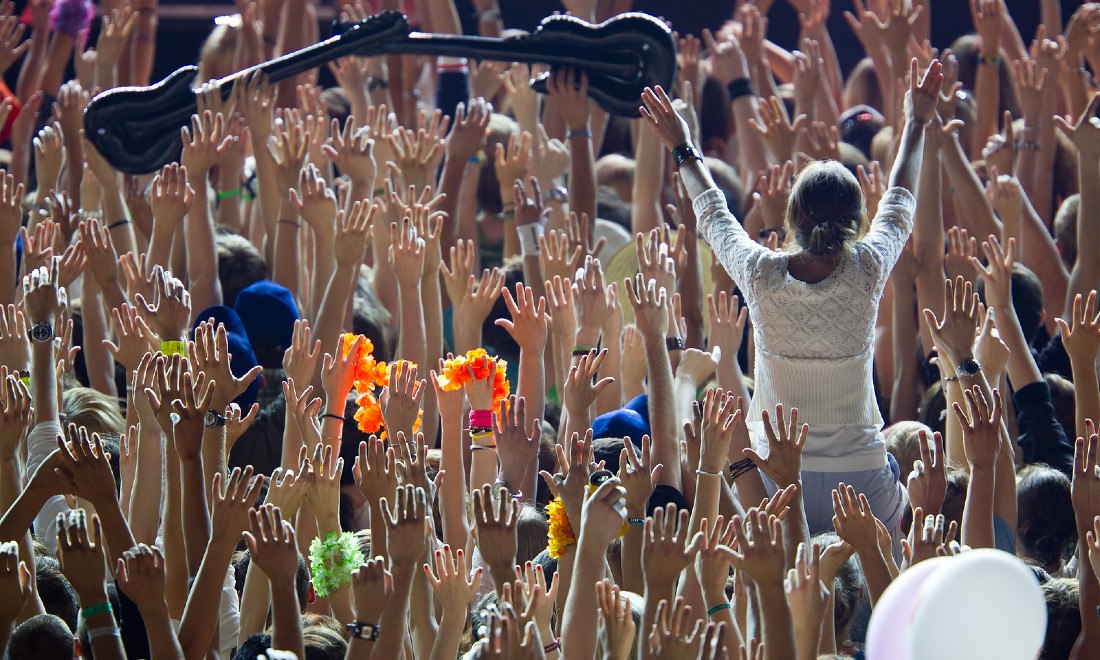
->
[469,409,493,429]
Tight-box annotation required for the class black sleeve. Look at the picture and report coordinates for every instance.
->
[1013,381,1075,475]
[435,70,469,128]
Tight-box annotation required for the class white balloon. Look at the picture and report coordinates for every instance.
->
[866,557,950,660]
[909,549,1046,660]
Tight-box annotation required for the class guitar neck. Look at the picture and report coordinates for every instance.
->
[382,32,639,80]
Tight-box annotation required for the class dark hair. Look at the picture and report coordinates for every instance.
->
[1047,374,1076,442]
[233,633,273,660]
[35,556,79,633]
[217,232,268,309]
[976,263,1045,345]
[917,381,947,438]
[516,505,549,567]
[1017,465,1076,572]
[234,549,311,612]
[785,161,864,256]
[8,614,74,660]
[1040,578,1081,660]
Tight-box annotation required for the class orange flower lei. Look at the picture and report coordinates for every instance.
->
[546,497,576,559]
[436,348,510,407]
[342,337,421,438]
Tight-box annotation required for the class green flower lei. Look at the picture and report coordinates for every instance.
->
[308,531,365,598]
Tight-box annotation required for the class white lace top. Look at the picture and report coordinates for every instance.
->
[694,185,917,470]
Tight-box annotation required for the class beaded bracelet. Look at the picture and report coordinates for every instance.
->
[979,53,1001,66]
[627,517,646,526]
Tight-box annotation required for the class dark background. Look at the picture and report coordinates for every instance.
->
[12,1,1093,88]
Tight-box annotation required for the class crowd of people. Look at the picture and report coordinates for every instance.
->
[0,0,1097,657]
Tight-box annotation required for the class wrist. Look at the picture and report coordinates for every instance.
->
[574,327,602,346]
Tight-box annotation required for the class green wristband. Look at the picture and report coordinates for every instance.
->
[82,601,114,619]
[706,603,731,617]
[216,188,241,201]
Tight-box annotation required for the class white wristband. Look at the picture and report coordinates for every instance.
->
[517,223,545,257]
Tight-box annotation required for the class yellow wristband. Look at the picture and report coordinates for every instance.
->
[160,340,186,357]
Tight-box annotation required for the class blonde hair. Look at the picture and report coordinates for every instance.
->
[784,160,866,256]
[62,387,125,438]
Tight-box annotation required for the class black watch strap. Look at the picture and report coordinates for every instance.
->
[347,621,380,641]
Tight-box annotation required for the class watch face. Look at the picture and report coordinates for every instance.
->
[204,411,215,426]
[31,323,52,342]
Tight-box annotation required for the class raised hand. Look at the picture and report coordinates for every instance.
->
[1057,291,1100,365]
[334,200,376,268]
[354,436,398,507]
[289,163,337,232]
[546,67,590,131]
[116,544,168,612]
[134,269,191,341]
[350,557,393,626]
[648,596,704,659]
[211,466,265,543]
[492,395,541,493]
[1056,93,1100,160]
[379,360,424,438]
[744,404,807,488]
[181,110,233,182]
[784,542,831,647]
[263,466,311,518]
[619,435,663,518]
[953,386,1003,470]
[382,484,430,567]
[751,97,804,164]
[496,283,549,352]
[695,388,741,473]
[905,58,944,125]
[573,256,613,341]
[900,507,957,569]
[562,349,614,418]
[56,510,108,601]
[907,430,948,516]
[724,510,785,585]
[445,98,492,163]
[0,305,29,373]
[624,273,669,340]
[643,504,704,591]
[425,544,482,614]
[0,542,30,625]
[473,484,519,575]
[245,504,300,580]
[1073,434,1100,529]
[190,320,262,411]
[640,86,693,151]
[831,483,881,553]
[388,218,426,287]
[923,277,981,370]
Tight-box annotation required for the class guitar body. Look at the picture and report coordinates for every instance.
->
[522,13,678,117]
[84,65,200,174]
[83,10,674,173]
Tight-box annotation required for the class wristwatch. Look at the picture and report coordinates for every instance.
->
[30,322,54,343]
[954,358,982,379]
[347,621,380,641]
[204,410,227,428]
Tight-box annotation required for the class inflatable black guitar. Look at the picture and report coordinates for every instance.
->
[84,11,676,174]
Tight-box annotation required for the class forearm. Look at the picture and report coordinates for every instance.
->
[644,334,681,491]
[395,284,426,370]
[311,262,358,392]
[469,443,499,492]
[595,314,622,415]
[631,122,664,235]
[80,278,118,397]
[370,235,398,319]
[162,446,188,618]
[1070,356,1100,440]
[270,578,306,659]
[560,540,606,660]
[972,61,1001,159]
[888,121,927,194]
[177,453,211,576]
[30,341,59,425]
[421,275,443,444]
[129,425,164,545]
[680,234,704,350]
[309,228,335,319]
[1069,154,1100,316]
[890,283,920,422]
[373,566,413,660]
[941,135,1002,239]
[237,562,271,646]
[757,585,797,660]
[962,465,996,548]
[271,201,301,298]
[139,599,184,660]
[16,31,48,101]
[181,183,223,313]
[439,419,470,549]
[437,157,466,251]
[1016,197,1067,333]
[733,97,773,180]
[568,131,597,230]
[429,611,466,660]
[178,538,236,658]
[853,545,893,606]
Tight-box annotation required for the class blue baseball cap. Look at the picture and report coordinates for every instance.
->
[591,394,651,443]
[233,280,299,353]
[193,305,260,410]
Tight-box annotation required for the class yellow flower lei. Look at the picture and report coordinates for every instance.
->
[546,496,576,558]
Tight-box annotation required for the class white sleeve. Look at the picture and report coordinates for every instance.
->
[860,186,916,275]
[27,421,69,556]
[694,187,769,294]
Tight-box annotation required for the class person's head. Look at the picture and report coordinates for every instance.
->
[516,505,549,566]
[595,154,635,204]
[7,614,74,660]
[842,58,884,115]
[233,633,272,660]
[1041,578,1081,660]
[303,624,349,660]
[917,381,947,438]
[476,113,520,215]
[1017,464,1076,572]
[234,280,300,368]
[197,23,238,83]
[34,557,79,633]
[784,160,864,256]
[1054,193,1080,271]
[812,532,864,642]
[62,387,125,437]
[216,232,268,308]
[1047,374,1076,440]
[941,465,969,531]
[883,421,933,483]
